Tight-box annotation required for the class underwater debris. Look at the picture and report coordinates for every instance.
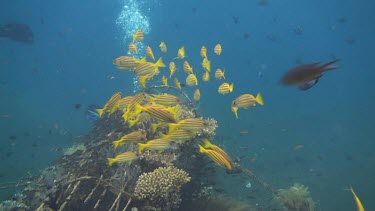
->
[62,143,86,156]
[275,183,315,211]
[133,166,191,210]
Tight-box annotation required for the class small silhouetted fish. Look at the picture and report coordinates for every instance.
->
[243,33,250,39]
[9,135,17,141]
[280,59,339,90]
[232,16,239,24]
[0,23,33,44]
[74,103,82,109]
[337,16,347,23]
[180,83,186,87]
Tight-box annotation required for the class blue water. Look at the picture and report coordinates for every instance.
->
[1,0,374,210]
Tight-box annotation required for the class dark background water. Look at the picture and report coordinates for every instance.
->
[1,0,374,210]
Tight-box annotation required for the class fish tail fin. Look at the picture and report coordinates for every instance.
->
[132,35,136,42]
[96,109,104,118]
[133,103,143,115]
[139,57,147,64]
[229,83,234,92]
[198,144,206,153]
[138,143,145,152]
[321,59,339,71]
[202,139,213,148]
[151,123,159,133]
[107,158,116,166]
[256,93,264,106]
[138,76,147,88]
[168,123,177,133]
[112,140,122,149]
[155,57,166,68]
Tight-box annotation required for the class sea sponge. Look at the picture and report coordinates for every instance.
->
[275,183,315,211]
[133,166,191,210]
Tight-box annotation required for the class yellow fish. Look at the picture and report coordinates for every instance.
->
[198,144,232,170]
[202,71,210,82]
[168,118,207,133]
[218,83,233,95]
[133,29,144,42]
[183,61,193,74]
[128,42,137,54]
[122,92,147,120]
[215,69,225,79]
[112,130,147,149]
[160,129,195,143]
[138,139,171,152]
[202,139,232,163]
[186,73,198,86]
[174,78,182,89]
[232,93,264,107]
[134,103,178,123]
[159,41,167,53]
[161,75,168,86]
[107,151,138,166]
[176,46,186,59]
[96,92,122,117]
[150,94,182,106]
[146,46,155,60]
[214,44,222,55]
[350,187,365,211]
[134,62,159,77]
[116,96,134,111]
[231,93,264,119]
[202,58,211,72]
[113,56,146,70]
[169,61,177,78]
[194,89,200,101]
[200,46,207,58]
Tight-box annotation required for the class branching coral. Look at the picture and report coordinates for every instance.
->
[133,166,191,210]
[275,183,315,211]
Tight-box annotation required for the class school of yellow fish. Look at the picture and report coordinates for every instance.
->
[104,28,266,171]
[109,29,367,209]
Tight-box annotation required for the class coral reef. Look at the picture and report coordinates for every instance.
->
[133,166,191,210]
[275,183,315,211]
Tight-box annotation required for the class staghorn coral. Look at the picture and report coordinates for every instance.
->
[133,166,191,210]
[275,183,315,211]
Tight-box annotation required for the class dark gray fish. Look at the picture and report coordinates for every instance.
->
[280,59,339,89]
[0,23,33,44]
